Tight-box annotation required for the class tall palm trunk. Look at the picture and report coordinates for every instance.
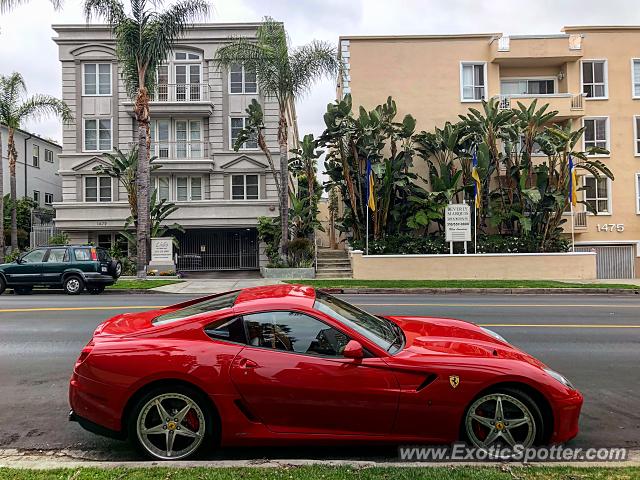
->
[135,87,151,278]
[0,129,4,262]
[7,128,17,251]
[277,111,289,256]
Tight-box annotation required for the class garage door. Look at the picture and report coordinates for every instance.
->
[175,228,259,271]
[575,245,636,279]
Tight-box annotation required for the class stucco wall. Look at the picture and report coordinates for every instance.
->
[349,251,597,280]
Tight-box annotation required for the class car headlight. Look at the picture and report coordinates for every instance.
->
[480,327,508,344]
[544,368,575,389]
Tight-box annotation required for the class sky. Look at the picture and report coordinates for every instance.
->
[2,0,640,145]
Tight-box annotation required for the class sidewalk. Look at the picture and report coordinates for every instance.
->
[153,278,282,294]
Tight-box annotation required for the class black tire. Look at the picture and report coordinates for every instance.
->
[13,286,33,295]
[63,275,84,295]
[127,385,215,461]
[88,285,106,295]
[0,277,6,295]
[114,261,122,278]
[462,386,545,449]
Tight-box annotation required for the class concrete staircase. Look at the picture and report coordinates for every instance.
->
[315,248,353,279]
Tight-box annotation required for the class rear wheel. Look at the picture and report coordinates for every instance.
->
[14,286,33,295]
[63,275,84,295]
[463,387,544,450]
[88,285,106,295]
[129,386,214,460]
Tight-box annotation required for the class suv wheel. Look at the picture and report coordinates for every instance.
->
[88,285,105,295]
[0,277,6,295]
[14,286,33,295]
[63,276,84,295]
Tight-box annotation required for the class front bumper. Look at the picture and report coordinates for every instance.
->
[549,389,583,443]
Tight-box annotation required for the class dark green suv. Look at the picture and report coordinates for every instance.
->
[0,245,122,295]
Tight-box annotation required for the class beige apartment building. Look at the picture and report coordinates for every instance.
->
[338,26,640,278]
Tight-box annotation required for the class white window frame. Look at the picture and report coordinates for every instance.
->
[82,118,113,152]
[84,176,113,203]
[44,148,54,163]
[155,176,171,202]
[634,115,640,157]
[82,63,112,96]
[460,61,487,102]
[581,59,608,100]
[175,176,203,202]
[32,144,39,167]
[44,192,53,205]
[632,58,640,99]
[583,175,612,215]
[230,174,260,200]
[499,76,558,96]
[636,173,640,214]
[229,117,259,150]
[32,190,40,204]
[582,117,610,155]
[228,64,258,94]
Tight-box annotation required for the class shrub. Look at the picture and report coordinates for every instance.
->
[286,237,314,268]
[257,216,281,264]
[48,232,70,246]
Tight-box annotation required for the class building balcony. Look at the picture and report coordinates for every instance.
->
[573,211,588,231]
[124,83,214,116]
[494,93,585,120]
[491,34,583,66]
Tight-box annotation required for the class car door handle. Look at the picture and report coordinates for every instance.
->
[238,358,259,369]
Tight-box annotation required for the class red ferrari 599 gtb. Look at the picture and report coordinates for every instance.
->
[69,285,582,460]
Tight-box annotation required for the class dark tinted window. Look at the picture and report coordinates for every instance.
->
[243,311,350,357]
[74,248,92,261]
[46,248,68,263]
[204,317,246,344]
[153,291,240,326]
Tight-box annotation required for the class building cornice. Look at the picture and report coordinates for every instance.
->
[563,25,640,32]
[339,33,500,42]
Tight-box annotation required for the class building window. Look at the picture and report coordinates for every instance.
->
[231,174,259,200]
[633,59,640,98]
[175,51,200,60]
[33,190,40,204]
[582,60,607,99]
[230,117,258,149]
[83,63,112,96]
[85,176,112,202]
[84,118,112,152]
[176,176,203,201]
[97,233,112,249]
[44,149,53,163]
[636,173,640,214]
[155,176,170,202]
[584,176,611,214]
[461,62,486,101]
[635,116,640,156]
[32,144,39,167]
[44,192,53,205]
[500,79,555,95]
[229,63,257,94]
[583,118,608,151]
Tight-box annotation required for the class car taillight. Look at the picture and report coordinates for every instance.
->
[90,248,98,261]
[75,340,94,368]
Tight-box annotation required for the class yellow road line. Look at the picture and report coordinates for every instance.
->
[0,305,164,313]
[358,303,640,308]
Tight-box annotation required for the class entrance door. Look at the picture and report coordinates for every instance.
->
[175,120,201,159]
[229,311,399,435]
[175,229,259,271]
[175,64,201,101]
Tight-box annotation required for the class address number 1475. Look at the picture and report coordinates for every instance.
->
[597,223,624,232]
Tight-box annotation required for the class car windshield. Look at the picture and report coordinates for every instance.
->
[153,291,240,326]
[313,291,404,354]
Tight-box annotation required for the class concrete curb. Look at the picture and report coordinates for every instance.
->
[316,287,640,295]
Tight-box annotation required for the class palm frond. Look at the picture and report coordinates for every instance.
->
[289,40,338,98]
[16,94,73,124]
[0,0,62,13]
[83,0,125,23]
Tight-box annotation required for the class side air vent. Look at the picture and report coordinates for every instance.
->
[416,374,438,392]
[234,399,259,422]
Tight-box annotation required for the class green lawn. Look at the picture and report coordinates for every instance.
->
[284,279,639,290]
[0,466,637,480]
[107,279,183,290]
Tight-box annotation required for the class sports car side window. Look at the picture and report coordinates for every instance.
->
[204,317,246,344]
[243,311,350,357]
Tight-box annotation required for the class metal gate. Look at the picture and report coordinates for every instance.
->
[175,228,259,271]
[30,225,60,248]
[575,245,636,279]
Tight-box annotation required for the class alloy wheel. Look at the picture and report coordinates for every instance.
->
[66,278,81,294]
[136,392,206,460]
[465,393,536,449]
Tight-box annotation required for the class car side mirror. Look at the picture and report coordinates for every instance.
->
[15,256,24,264]
[343,340,364,359]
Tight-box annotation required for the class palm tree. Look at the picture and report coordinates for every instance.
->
[0,72,71,255]
[0,0,62,13]
[84,0,210,278]
[215,17,338,256]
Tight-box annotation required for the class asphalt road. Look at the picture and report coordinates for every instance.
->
[0,291,639,461]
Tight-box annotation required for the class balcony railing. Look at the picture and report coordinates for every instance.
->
[151,84,211,102]
[495,93,585,117]
[145,142,211,160]
[573,211,588,230]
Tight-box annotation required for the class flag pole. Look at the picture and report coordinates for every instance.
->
[570,202,575,252]
[474,201,478,254]
[366,208,369,255]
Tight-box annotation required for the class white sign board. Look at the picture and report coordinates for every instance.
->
[445,204,472,242]
[151,237,173,263]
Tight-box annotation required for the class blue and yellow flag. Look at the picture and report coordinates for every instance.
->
[471,149,482,209]
[568,155,578,207]
[366,159,376,212]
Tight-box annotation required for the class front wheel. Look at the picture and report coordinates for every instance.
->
[463,388,544,450]
[129,387,213,460]
[63,276,84,295]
